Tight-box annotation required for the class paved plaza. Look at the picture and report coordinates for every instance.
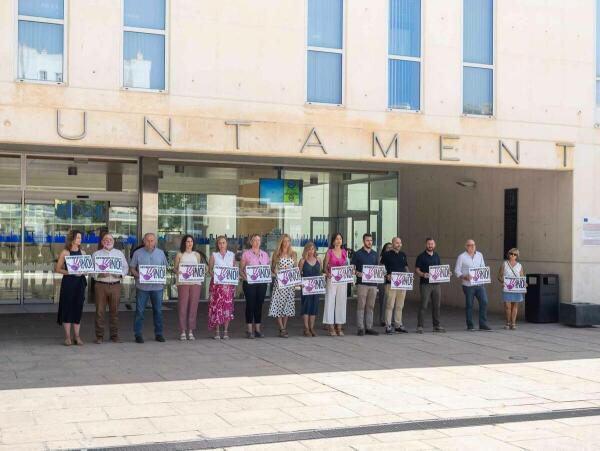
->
[1,300,600,450]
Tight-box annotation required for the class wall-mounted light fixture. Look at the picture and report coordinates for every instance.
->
[67,166,77,176]
[175,165,185,174]
[456,179,476,188]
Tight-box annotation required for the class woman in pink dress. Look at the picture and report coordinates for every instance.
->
[207,236,236,339]
[322,232,349,336]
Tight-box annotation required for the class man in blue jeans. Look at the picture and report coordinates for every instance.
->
[454,239,491,331]
[130,233,168,343]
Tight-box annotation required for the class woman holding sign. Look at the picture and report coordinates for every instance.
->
[240,234,270,339]
[268,234,298,338]
[55,230,87,346]
[323,232,349,336]
[498,248,525,330]
[175,235,205,341]
[208,236,236,339]
[299,241,322,337]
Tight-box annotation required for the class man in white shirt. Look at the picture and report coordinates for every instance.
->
[92,233,129,343]
[454,239,491,331]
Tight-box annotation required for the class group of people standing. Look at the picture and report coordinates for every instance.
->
[55,230,526,345]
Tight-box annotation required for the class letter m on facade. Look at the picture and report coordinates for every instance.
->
[372,133,399,158]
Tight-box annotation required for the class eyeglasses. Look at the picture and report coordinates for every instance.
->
[508,252,518,256]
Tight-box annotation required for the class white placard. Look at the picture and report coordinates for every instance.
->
[65,255,95,274]
[428,265,451,283]
[302,276,327,295]
[468,266,491,285]
[391,272,414,290]
[94,255,124,275]
[276,267,302,288]
[246,265,272,284]
[361,265,386,284]
[178,264,206,284]
[138,265,167,284]
[330,265,354,285]
[213,266,240,286]
[504,277,527,293]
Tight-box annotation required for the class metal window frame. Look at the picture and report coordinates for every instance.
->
[305,0,346,107]
[386,0,424,113]
[15,0,68,85]
[461,0,496,118]
[595,0,600,125]
[120,0,169,93]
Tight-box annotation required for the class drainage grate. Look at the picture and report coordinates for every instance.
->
[78,407,600,451]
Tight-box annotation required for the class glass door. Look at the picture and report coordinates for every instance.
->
[23,191,137,303]
[0,195,22,303]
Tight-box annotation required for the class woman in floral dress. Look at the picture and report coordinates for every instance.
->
[268,234,297,337]
[208,236,236,339]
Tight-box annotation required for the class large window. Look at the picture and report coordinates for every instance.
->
[17,0,65,83]
[463,0,494,116]
[596,0,600,109]
[307,0,344,105]
[123,0,167,91]
[388,0,421,111]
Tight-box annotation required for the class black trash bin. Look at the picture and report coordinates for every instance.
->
[525,274,559,323]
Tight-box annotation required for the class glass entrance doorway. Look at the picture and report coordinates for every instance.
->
[22,192,138,303]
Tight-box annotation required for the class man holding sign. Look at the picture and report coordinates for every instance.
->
[381,237,409,334]
[92,233,129,344]
[415,238,446,334]
[351,233,381,336]
[454,239,491,331]
[130,233,168,343]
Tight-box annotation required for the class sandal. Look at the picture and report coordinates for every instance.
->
[279,328,288,338]
[310,328,318,337]
[213,334,221,340]
[64,338,72,346]
[74,336,84,346]
[303,328,312,337]
[335,326,344,337]
[504,323,510,330]
[328,327,337,337]
[510,323,517,330]
[223,333,230,340]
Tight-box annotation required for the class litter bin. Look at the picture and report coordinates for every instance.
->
[525,274,559,323]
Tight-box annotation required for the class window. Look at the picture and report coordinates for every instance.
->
[463,0,494,115]
[307,0,344,105]
[388,0,421,111]
[596,0,600,108]
[123,0,166,91]
[17,0,65,83]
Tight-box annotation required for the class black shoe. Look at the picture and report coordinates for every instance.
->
[365,329,379,336]
[125,303,133,311]
[135,335,144,344]
[254,331,264,338]
[155,335,166,342]
[357,328,365,336]
[433,327,446,333]
[385,326,395,335]
[380,321,387,327]
[394,326,408,333]
[479,325,492,331]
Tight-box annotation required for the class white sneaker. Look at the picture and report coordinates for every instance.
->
[179,333,187,341]
[187,332,195,341]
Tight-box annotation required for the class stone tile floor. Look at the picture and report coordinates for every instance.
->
[0,299,599,450]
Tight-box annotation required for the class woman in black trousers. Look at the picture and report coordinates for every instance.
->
[240,234,270,338]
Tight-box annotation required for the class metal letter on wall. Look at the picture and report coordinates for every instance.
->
[56,110,87,140]
[300,127,327,154]
[557,142,574,168]
[439,135,460,161]
[225,121,251,150]
[144,117,172,146]
[372,132,398,158]
[499,140,520,164]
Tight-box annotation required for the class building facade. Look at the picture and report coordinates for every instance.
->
[0,0,597,310]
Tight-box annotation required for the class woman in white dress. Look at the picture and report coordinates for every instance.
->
[268,234,297,338]
[497,247,525,330]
